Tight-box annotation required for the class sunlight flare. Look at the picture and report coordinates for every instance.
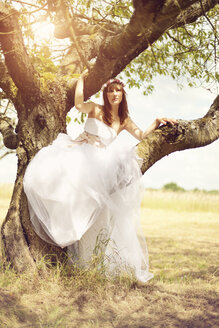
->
[33,21,54,42]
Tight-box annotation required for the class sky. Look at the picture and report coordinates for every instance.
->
[0,75,218,190]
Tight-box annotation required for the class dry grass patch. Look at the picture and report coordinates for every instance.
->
[0,188,218,327]
[0,271,218,328]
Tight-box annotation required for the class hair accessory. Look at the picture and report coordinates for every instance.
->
[102,79,125,90]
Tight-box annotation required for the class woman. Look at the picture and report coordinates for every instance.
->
[23,76,176,283]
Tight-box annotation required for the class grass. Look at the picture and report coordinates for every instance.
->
[0,184,219,328]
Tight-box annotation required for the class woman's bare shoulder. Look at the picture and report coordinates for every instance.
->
[122,116,132,128]
[88,104,104,119]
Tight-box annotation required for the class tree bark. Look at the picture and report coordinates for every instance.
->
[0,1,218,272]
[0,4,40,109]
[0,113,17,149]
[137,95,219,173]
[1,82,68,272]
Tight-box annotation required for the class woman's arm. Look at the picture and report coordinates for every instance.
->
[124,118,144,141]
[125,117,178,141]
[142,117,178,138]
[74,75,95,113]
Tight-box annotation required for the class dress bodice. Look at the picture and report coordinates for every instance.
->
[85,118,117,144]
[74,118,117,147]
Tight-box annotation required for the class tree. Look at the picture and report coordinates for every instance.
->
[0,0,218,272]
[163,183,185,192]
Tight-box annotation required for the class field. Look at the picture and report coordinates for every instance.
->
[0,184,219,328]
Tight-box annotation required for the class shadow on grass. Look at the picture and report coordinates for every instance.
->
[174,264,219,281]
[0,288,39,327]
[0,278,218,328]
[30,283,218,328]
[111,285,219,328]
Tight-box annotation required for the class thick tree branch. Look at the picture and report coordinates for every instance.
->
[0,60,26,114]
[101,0,165,60]
[137,95,219,174]
[0,115,18,149]
[170,0,218,28]
[101,0,217,60]
[0,4,41,108]
[0,60,18,103]
[64,0,218,108]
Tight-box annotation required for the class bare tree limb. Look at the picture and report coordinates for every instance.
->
[54,12,122,39]
[10,1,44,9]
[60,1,91,71]
[198,0,218,42]
[0,149,15,160]
[137,95,219,174]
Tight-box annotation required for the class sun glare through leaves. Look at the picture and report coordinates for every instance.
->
[32,20,54,43]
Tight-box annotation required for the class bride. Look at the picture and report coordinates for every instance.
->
[23,75,177,283]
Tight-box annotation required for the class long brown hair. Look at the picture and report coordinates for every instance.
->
[102,79,129,126]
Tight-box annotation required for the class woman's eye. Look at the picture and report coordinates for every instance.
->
[107,88,122,93]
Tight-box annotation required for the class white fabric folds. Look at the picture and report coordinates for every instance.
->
[23,118,153,282]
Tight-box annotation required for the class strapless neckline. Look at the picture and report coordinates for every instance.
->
[87,117,118,136]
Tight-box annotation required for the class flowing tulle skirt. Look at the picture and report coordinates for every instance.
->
[23,133,153,282]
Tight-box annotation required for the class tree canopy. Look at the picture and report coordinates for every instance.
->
[1,0,218,101]
[0,0,218,155]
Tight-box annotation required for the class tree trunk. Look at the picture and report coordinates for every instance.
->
[1,82,68,272]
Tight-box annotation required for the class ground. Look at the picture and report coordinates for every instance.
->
[0,185,218,328]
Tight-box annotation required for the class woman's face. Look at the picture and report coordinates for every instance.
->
[106,83,123,106]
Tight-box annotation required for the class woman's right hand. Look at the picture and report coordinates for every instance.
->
[142,117,178,139]
[154,117,178,129]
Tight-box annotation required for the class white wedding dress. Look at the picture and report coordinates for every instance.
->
[23,118,153,282]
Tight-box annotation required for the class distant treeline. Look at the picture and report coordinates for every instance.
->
[149,182,219,194]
